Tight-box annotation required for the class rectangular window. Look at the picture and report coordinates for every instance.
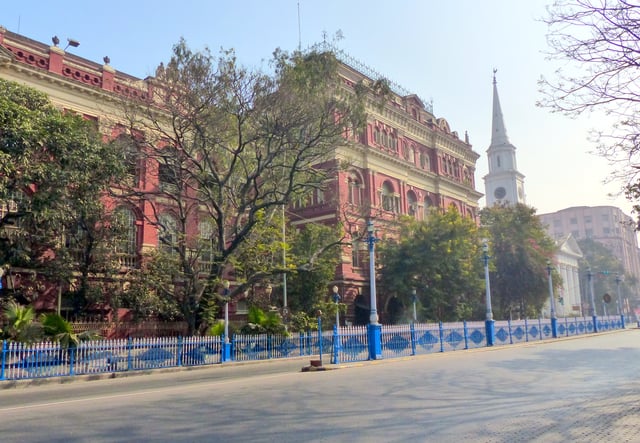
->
[158,163,178,191]
[584,216,592,223]
[570,217,577,224]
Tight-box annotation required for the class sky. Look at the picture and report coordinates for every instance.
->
[1,0,632,217]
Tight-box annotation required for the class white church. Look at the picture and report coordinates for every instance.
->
[483,72,584,317]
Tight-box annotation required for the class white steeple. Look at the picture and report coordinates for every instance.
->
[483,70,526,207]
[491,71,510,147]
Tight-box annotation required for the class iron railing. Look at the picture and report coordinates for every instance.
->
[0,315,627,381]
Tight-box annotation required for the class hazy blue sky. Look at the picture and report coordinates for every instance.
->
[2,0,630,216]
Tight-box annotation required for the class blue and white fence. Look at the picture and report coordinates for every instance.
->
[0,315,626,381]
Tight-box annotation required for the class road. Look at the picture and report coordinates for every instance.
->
[1,329,639,442]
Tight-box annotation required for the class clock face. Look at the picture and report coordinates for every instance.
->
[494,187,506,199]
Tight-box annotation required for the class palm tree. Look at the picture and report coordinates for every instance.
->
[0,301,42,343]
[40,313,99,349]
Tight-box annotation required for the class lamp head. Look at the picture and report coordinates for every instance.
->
[265,284,273,295]
[367,220,374,233]
[332,285,339,294]
[223,280,230,289]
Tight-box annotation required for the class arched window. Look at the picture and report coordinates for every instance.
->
[381,181,397,213]
[113,134,141,187]
[157,213,178,255]
[381,131,389,148]
[115,207,139,268]
[390,132,397,151]
[420,151,430,171]
[423,196,434,218]
[348,172,364,206]
[407,191,418,218]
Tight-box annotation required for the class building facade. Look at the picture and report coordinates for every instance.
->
[541,234,584,318]
[290,45,482,322]
[539,206,640,282]
[0,29,483,322]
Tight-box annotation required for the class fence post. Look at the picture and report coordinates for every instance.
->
[410,322,417,355]
[299,333,303,356]
[177,336,183,367]
[539,317,543,340]
[69,347,76,376]
[127,337,133,371]
[621,313,625,329]
[508,319,513,344]
[220,334,228,363]
[317,316,323,367]
[463,321,469,350]
[267,334,272,360]
[331,324,340,364]
[1,340,6,381]
[525,318,529,342]
[439,322,445,353]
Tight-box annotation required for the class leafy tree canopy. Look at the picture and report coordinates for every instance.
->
[114,40,364,333]
[0,79,126,309]
[378,207,485,322]
[481,204,559,319]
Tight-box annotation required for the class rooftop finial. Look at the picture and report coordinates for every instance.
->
[493,68,497,85]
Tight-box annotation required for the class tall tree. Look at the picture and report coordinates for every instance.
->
[0,79,126,310]
[115,40,364,333]
[378,208,485,323]
[481,204,560,319]
[285,222,342,315]
[540,1,640,218]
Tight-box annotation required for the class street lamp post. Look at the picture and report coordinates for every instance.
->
[587,268,598,332]
[366,220,382,359]
[615,273,625,328]
[222,280,231,362]
[546,260,558,338]
[332,285,341,364]
[332,285,341,327]
[411,289,417,323]
[483,241,495,346]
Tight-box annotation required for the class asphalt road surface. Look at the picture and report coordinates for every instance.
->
[1,329,639,442]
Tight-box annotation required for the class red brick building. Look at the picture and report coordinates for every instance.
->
[0,29,482,322]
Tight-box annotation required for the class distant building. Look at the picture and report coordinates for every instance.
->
[539,206,640,281]
[483,71,526,207]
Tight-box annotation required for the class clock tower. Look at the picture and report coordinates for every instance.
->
[483,71,526,207]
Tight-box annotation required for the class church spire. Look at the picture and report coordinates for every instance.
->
[483,70,526,207]
[491,69,510,147]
